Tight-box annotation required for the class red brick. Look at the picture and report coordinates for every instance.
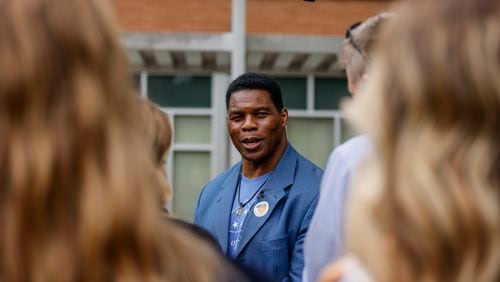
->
[112,0,394,36]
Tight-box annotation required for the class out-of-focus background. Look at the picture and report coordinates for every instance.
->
[111,0,393,220]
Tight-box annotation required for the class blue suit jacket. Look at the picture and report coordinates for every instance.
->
[194,144,322,282]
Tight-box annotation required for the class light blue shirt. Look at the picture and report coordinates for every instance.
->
[228,172,271,258]
[303,135,372,282]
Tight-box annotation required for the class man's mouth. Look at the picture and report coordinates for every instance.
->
[241,137,263,150]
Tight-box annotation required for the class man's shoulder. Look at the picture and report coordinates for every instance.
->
[328,135,372,168]
[295,153,324,179]
[286,144,322,175]
[289,147,323,196]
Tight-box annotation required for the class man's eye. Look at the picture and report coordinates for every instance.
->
[230,115,243,121]
[256,112,268,117]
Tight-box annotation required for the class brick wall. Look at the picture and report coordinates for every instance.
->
[112,0,231,33]
[112,0,393,36]
[247,0,393,35]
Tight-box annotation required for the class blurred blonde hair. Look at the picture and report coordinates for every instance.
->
[0,0,223,281]
[141,100,172,165]
[345,0,500,281]
[139,99,173,204]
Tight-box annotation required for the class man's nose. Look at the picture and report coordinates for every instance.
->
[242,115,257,130]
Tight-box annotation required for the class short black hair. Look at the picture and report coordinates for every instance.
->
[225,72,284,112]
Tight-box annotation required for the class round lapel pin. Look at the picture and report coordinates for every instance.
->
[253,201,269,217]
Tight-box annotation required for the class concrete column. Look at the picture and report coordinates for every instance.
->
[231,0,246,80]
[230,0,246,165]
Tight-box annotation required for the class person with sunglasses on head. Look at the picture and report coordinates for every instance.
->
[302,12,392,282]
[325,0,500,280]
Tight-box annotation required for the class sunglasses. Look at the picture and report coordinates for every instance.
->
[345,21,365,59]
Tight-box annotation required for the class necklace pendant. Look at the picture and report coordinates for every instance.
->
[236,206,244,216]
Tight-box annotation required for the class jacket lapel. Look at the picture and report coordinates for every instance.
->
[212,164,241,254]
[235,144,298,257]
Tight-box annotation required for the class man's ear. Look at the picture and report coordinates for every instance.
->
[280,108,288,127]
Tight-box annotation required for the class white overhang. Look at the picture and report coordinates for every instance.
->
[121,32,345,76]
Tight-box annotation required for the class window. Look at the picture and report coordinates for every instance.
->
[275,77,307,110]
[315,78,350,110]
[287,118,334,168]
[174,116,211,144]
[282,76,352,168]
[148,75,211,108]
[172,152,211,220]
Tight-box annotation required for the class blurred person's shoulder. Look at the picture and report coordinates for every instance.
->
[168,218,274,282]
[168,218,221,250]
[329,135,372,169]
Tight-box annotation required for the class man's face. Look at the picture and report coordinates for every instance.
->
[227,89,287,164]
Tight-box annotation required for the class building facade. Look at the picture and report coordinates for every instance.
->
[112,0,393,220]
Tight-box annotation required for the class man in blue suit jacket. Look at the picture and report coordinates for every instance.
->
[194,73,322,282]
